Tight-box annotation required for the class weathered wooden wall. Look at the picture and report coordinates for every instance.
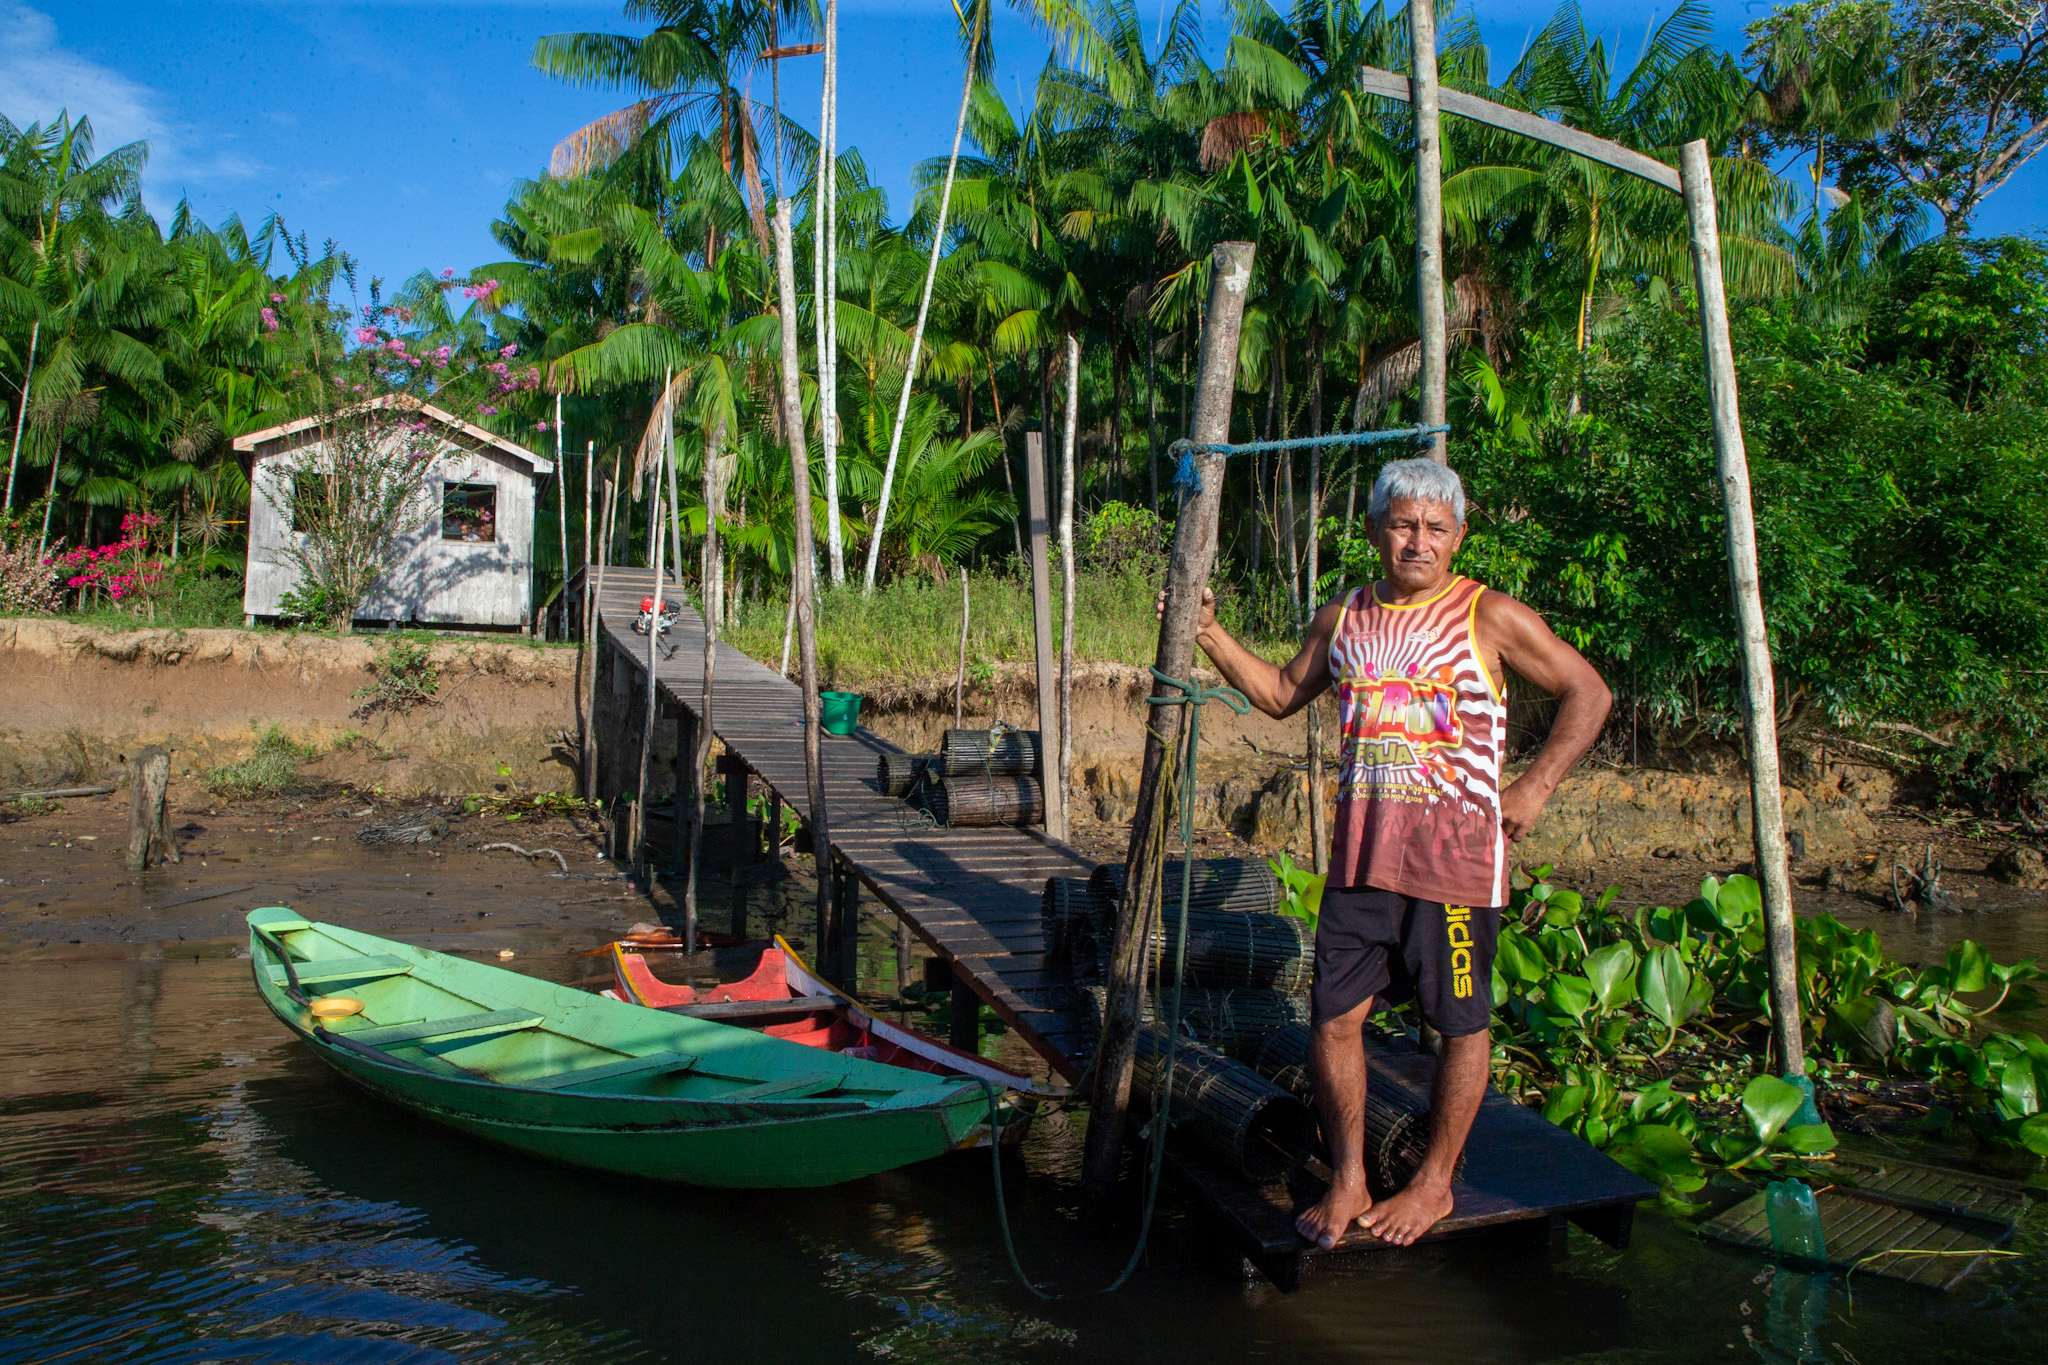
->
[244,443,538,629]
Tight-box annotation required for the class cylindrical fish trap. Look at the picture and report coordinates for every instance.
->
[1251,1023,1463,1192]
[938,728,1041,777]
[1090,857,1282,915]
[1136,905,1313,994]
[1132,1028,1315,1183]
[1042,877,1108,964]
[1171,988,1311,1060]
[877,752,937,798]
[930,775,1044,828]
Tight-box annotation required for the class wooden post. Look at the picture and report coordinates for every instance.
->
[897,917,913,995]
[949,968,979,1053]
[631,435,667,876]
[773,198,836,981]
[585,474,617,805]
[1059,331,1080,841]
[1080,241,1256,1215]
[686,421,725,953]
[837,857,860,988]
[554,394,568,640]
[954,567,970,728]
[125,745,178,870]
[1679,139,1804,1074]
[1023,432,1065,838]
[1409,0,1449,464]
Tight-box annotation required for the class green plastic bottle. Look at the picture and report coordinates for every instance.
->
[1766,1178,1828,1270]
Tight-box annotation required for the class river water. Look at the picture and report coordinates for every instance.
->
[3,954,2044,1365]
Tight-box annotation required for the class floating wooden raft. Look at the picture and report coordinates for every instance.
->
[1090,857,1281,914]
[1133,1027,1316,1184]
[937,728,1041,776]
[930,774,1044,828]
[1701,1153,2029,1290]
[876,752,937,797]
[1250,1022,1462,1193]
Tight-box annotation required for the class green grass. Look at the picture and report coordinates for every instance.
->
[205,725,313,800]
[54,566,247,631]
[721,568,1295,686]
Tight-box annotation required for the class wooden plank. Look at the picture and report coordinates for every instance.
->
[521,1049,699,1091]
[349,1009,544,1048]
[267,954,414,986]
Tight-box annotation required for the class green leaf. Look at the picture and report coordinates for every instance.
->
[1946,940,1993,994]
[1584,941,1640,1009]
[1548,974,1594,1021]
[1714,875,1762,932]
[1741,1074,1808,1143]
[1781,1123,1838,1154]
[1543,889,1585,928]
[1827,994,1898,1063]
[2016,1113,2048,1157]
[1541,1085,1589,1127]
[2000,1054,2042,1117]
[1638,944,1694,1032]
[1496,927,1548,989]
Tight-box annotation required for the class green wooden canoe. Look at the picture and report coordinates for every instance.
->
[247,907,994,1188]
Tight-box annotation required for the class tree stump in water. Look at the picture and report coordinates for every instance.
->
[125,746,179,871]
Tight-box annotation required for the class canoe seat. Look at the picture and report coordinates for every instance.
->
[722,1072,848,1103]
[249,906,312,933]
[267,954,415,986]
[875,1081,977,1112]
[520,1050,700,1092]
[349,1009,544,1049]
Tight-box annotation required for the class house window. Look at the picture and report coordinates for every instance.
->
[443,482,497,542]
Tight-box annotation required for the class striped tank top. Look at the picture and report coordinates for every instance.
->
[1326,574,1508,907]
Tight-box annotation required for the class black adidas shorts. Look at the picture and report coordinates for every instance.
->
[1309,889,1499,1038]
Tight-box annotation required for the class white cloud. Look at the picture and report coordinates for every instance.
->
[0,4,261,214]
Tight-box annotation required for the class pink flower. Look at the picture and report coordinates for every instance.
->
[499,343,518,358]
[440,268,455,280]
[434,345,451,361]
[270,292,286,303]
[385,338,407,353]
[462,279,499,301]
[354,327,378,345]
[536,421,550,431]
[478,406,498,415]
[260,307,279,330]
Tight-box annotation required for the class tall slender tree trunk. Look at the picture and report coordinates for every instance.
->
[5,319,39,512]
[1058,333,1079,834]
[819,0,844,584]
[989,357,1024,560]
[1305,340,1326,875]
[1144,306,1160,514]
[1278,345,1300,626]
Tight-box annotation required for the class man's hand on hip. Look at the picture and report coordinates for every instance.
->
[1499,773,1554,843]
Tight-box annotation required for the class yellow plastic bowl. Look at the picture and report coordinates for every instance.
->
[309,997,364,1020]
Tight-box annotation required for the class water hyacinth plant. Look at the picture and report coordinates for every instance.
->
[1489,868,2047,1208]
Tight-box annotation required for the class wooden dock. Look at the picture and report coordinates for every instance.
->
[590,566,1653,1281]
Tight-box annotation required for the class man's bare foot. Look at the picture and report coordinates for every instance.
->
[1295,1175,1372,1250]
[1355,1177,1454,1247]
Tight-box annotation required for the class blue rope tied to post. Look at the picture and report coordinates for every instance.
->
[980,667,1248,1299]
[1168,423,1450,496]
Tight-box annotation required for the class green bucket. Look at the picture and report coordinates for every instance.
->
[820,691,863,736]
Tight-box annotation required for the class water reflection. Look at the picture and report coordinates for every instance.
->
[1,958,2044,1365]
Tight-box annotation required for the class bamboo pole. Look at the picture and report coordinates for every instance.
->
[1059,331,1080,836]
[1023,432,1065,839]
[578,440,595,793]
[586,473,616,806]
[554,394,567,639]
[632,398,669,876]
[1409,0,1449,464]
[6,319,38,513]
[687,420,725,953]
[954,567,970,728]
[1081,241,1257,1216]
[862,0,987,591]
[774,198,836,976]
[1306,356,1327,875]
[815,5,843,585]
[1679,140,1804,1073]
[663,373,684,591]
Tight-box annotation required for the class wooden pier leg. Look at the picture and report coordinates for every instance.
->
[1082,241,1256,1219]
[1409,0,1449,464]
[1023,432,1065,838]
[125,745,178,871]
[836,858,861,989]
[672,706,697,879]
[721,752,751,857]
[949,968,979,1053]
[766,790,783,859]
[896,917,912,995]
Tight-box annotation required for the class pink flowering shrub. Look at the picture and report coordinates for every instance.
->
[0,519,62,615]
[54,512,167,612]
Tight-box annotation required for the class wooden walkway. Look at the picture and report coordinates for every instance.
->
[594,567,1096,1080]
[592,566,1653,1281]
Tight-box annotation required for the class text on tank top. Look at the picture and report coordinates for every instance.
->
[1326,574,1508,908]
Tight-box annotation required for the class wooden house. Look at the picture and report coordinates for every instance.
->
[236,397,555,631]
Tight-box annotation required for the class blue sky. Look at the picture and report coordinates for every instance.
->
[1,0,2041,295]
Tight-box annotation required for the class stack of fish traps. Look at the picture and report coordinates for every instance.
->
[1251,1022,1464,1193]
[1132,1027,1316,1183]
[879,728,1045,828]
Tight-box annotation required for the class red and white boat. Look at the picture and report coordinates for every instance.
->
[604,936,1061,1118]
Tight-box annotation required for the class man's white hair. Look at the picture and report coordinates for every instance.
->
[1368,457,1466,526]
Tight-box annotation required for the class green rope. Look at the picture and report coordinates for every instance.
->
[981,666,1248,1298]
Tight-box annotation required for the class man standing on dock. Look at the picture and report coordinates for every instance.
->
[1172,457,1610,1248]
